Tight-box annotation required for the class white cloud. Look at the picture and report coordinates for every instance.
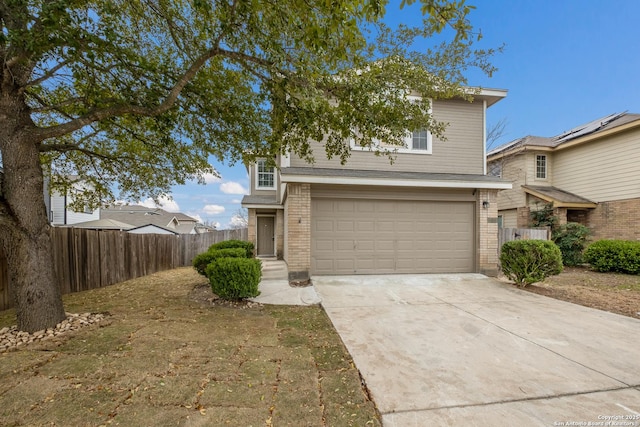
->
[212,221,221,229]
[139,195,180,212]
[203,204,225,215]
[229,213,248,228]
[231,199,242,204]
[220,181,248,195]
[202,172,222,184]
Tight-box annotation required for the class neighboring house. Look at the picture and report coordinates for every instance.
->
[49,177,100,225]
[70,205,211,235]
[487,112,640,241]
[242,89,511,280]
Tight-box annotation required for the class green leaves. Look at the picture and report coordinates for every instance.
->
[2,0,498,204]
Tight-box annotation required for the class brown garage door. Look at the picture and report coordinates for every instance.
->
[311,198,475,274]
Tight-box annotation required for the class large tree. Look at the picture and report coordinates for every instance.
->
[0,0,498,332]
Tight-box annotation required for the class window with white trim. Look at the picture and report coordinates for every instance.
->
[351,129,432,154]
[350,96,432,154]
[256,159,275,189]
[536,155,547,179]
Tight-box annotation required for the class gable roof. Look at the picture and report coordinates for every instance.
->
[100,205,199,233]
[488,112,640,159]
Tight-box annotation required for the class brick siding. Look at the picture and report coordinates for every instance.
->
[285,183,311,280]
[478,188,500,276]
[586,198,640,241]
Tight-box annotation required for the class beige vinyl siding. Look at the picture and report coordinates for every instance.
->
[495,153,528,210]
[553,129,640,202]
[290,99,484,174]
[498,209,518,228]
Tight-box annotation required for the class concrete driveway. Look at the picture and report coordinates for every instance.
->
[313,274,640,426]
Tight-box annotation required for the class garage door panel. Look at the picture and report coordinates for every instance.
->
[315,240,334,251]
[336,240,355,251]
[358,221,375,232]
[357,240,375,251]
[311,198,474,274]
[337,220,355,232]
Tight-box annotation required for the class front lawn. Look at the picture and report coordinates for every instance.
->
[0,268,380,426]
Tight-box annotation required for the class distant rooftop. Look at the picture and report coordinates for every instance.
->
[488,112,640,157]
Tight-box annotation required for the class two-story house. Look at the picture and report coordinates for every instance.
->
[487,112,640,240]
[242,88,510,280]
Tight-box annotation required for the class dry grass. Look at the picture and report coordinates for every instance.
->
[0,268,380,427]
[518,266,640,319]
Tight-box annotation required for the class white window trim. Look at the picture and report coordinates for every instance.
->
[535,154,547,180]
[349,95,433,155]
[255,159,276,190]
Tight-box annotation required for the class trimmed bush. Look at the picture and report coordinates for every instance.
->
[192,247,246,275]
[209,239,254,258]
[500,240,563,287]
[552,222,590,266]
[205,257,262,300]
[584,240,640,275]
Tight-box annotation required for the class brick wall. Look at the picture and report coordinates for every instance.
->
[276,209,284,258]
[586,198,640,241]
[247,209,257,256]
[285,183,311,280]
[478,189,500,276]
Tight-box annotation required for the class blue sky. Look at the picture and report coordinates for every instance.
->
[163,0,640,228]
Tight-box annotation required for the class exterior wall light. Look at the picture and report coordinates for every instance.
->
[482,201,490,209]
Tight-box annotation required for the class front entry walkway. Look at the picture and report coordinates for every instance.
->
[313,274,640,426]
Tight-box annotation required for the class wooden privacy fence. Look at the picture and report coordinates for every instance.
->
[0,227,247,311]
[498,227,550,249]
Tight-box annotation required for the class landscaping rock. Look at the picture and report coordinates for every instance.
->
[0,312,108,353]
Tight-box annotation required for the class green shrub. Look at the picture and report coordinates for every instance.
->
[205,257,262,300]
[552,222,590,266]
[584,240,640,275]
[209,239,254,258]
[500,240,563,287]
[192,247,246,275]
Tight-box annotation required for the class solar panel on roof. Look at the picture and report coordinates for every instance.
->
[554,112,624,143]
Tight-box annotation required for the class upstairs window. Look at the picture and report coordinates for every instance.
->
[256,159,275,189]
[411,130,431,151]
[351,129,432,154]
[536,155,547,179]
[488,162,502,177]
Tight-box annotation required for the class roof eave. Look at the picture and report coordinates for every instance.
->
[523,187,597,209]
[280,174,512,190]
[241,203,284,209]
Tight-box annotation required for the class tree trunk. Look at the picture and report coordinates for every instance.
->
[0,90,67,333]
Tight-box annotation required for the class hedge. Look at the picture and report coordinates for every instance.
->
[500,240,563,287]
[192,247,246,276]
[205,257,262,300]
[209,239,254,258]
[584,240,640,275]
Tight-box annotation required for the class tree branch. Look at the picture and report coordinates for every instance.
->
[33,46,274,144]
[26,60,70,87]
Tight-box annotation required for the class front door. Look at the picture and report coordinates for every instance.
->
[257,216,275,256]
